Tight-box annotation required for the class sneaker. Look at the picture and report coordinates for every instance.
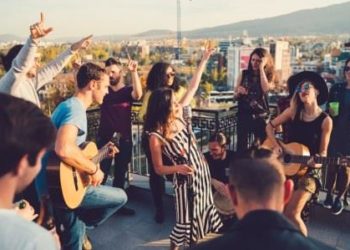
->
[82,234,92,250]
[116,206,136,216]
[332,198,344,215]
[323,193,333,209]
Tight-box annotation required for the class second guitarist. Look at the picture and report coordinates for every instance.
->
[266,71,332,236]
[49,63,127,250]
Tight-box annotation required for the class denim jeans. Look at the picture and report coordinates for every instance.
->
[54,185,127,250]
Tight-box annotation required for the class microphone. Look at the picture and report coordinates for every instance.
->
[183,105,192,126]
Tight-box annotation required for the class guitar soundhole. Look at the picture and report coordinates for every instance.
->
[284,154,292,163]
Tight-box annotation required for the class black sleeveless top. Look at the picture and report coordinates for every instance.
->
[288,111,328,155]
[237,70,266,115]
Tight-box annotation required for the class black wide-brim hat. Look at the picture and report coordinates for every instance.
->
[288,71,328,105]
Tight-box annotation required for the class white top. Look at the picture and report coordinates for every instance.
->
[0,37,74,107]
[0,209,57,250]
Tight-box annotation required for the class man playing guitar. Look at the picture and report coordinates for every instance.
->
[265,71,332,236]
[50,63,127,250]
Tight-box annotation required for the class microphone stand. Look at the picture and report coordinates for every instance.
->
[184,106,194,248]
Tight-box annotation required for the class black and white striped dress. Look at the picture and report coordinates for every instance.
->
[150,122,222,246]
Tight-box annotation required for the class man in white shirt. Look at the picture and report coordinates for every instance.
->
[0,93,57,250]
[0,13,92,107]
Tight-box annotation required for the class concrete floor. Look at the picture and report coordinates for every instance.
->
[88,175,350,250]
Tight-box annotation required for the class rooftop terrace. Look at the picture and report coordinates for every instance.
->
[87,175,350,250]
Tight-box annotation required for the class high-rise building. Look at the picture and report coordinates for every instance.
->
[227,45,240,90]
[270,41,291,85]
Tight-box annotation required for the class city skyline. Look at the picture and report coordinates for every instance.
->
[0,0,349,38]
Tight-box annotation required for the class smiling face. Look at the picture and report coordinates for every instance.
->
[209,141,226,160]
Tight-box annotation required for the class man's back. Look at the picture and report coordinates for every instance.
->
[0,209,56,250]
[193,210,335,250]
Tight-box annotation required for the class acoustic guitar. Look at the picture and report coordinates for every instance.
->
[261,138,350,177]
[47,139,118,209]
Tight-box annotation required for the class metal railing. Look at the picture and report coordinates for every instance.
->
[87,103,242,177]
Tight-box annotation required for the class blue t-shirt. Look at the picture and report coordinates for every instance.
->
[37,97,87,196]
[51,97,87,145]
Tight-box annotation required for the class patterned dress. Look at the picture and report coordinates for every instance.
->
[150,121,222,246]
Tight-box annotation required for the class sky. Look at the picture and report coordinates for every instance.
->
[0,0,349,38]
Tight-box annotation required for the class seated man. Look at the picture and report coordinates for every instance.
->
[50,63,127,250]
[204,132,235,230]
[0,93,57,249]
[193,158,335,250]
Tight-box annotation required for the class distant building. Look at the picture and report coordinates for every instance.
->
[291,61,318,74]
[270,41,291,85]
[227,45,240,90]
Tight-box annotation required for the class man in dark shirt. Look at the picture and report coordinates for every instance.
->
[324,59,350,215]
[97,57,142,215]
[204,133,235,231]
[193,158,335,250]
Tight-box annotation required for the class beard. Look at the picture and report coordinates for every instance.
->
[110,76,120,86]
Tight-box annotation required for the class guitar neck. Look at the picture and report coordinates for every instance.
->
[284,154,340,165]
[91,147,109,164]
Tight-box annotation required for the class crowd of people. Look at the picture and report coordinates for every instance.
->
[1,12,349,250]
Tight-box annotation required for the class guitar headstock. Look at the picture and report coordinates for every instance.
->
[110,132,121,147]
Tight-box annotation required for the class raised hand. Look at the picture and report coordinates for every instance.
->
[71,35,93,52]
[202,41,215,61]
[127,60,138,72]
[260,56,268,70]
[30,13,53,39]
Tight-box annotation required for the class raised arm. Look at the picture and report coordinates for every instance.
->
[128,60,143,100]
[180,46,215,106]
[35,35,92,90]
[0,13,52,93]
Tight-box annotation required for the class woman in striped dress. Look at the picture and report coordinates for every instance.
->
[143,46,222,249]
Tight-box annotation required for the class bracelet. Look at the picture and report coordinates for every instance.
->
[90,165,99,175]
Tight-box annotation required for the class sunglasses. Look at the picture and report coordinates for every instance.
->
[345,66,350,72]
[295,82,314,93]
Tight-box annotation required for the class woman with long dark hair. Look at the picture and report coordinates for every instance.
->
[143,47,222,249]
[140,60,198,224]
[266,71,333,236]
[234,47,275,153]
